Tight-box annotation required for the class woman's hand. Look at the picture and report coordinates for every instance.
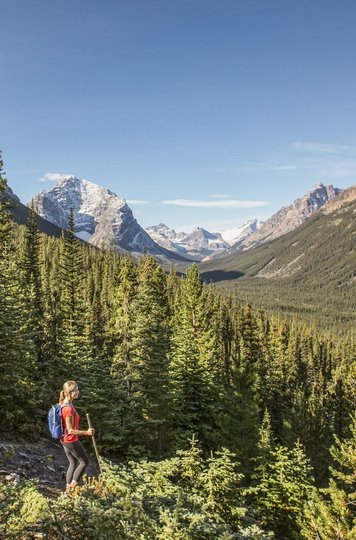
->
[86,428,95,436]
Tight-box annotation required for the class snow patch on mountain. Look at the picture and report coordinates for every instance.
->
[146,224,231,261]
[32,177,187,260]
[219,219,261,245]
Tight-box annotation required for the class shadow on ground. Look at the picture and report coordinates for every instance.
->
[201,270,244,283]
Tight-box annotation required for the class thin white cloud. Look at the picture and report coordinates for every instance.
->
[126,199,149,205]
[39,172,73,183]
[289,141,356,179]
[292,141,353,155]
[225,161,297,173]
[162,198,269,209]
[208,194,232,199]
[273,165,297,171]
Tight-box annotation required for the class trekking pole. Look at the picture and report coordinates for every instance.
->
[86,413,103,475]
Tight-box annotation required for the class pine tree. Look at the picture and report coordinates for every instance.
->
[252,409,275,483]
[22,201,45,377]
[129,255,172,456]
[108,256,141,456]
[169,265,218,451]
[219,302,260,474]
[0,152,12,243]
[254,441,314,538]
[58,209,88,381]
[40,236,63,394]
[300,412,356,539]
[0,154,38,436]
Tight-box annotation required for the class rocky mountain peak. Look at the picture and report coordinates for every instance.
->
[229,183,342,253]
[32,177,187,261]
[146,224,230,261]
[311,181,325,190]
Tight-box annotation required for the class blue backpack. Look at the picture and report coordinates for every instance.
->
[48,403,73,439]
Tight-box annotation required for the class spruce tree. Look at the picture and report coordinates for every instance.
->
[129,255,172,456]
[254,441,314,538]
[108,256,141,456]
[22,201,45,376]
[0,154,38,436]
[169,265,217,451]
[219,303,260,474]
[300,412,356,539]
[58,209,88,381]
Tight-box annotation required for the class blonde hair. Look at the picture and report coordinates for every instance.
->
[59,381,78,403]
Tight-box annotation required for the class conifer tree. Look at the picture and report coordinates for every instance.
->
[0,154,38,436]
[22,202,45,376]
[260,318,290,442]
[129,255,172,455]
[39,236,64,394]
[254,441,314,538]
[108,256,141,456]
[169,265,217,451]
[300,413,356,539]
[0,152,12,243]
[58,209,88,380]
[219,303,260,474]
[252,409,275,483]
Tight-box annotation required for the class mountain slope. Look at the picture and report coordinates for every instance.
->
[4,186,65,238]
[32,177,190,262]
[198,186,356,330]
[229,182,341,253]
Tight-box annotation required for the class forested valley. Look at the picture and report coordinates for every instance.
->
[0,163,355,539]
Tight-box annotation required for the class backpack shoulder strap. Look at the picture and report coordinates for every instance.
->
[60,402,75,411]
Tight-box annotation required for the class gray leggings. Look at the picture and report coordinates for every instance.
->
[61,441,89,484]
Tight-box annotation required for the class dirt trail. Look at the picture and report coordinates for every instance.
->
[0,438,100,498]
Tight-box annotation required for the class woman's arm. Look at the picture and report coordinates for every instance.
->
[65,415,94,436]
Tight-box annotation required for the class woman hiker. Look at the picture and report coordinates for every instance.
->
[59,380,94,493]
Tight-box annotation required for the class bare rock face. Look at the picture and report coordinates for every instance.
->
[230,183,342,253]
[320,185,356,214]
[4,185,20,203]
[32,176,183,259]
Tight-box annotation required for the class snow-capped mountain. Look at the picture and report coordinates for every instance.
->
[219,219,261,245]
[30,178,342,263]
[229,182,342,253]
[146,224,230,261]
[32,176,189,261]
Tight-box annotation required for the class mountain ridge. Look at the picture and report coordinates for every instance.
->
[146,223,231,261]
[32,176,191,263]
[197,186,356,330]
[228,182,342,253]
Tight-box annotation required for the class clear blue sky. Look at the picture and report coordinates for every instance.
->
[2,0,356,232]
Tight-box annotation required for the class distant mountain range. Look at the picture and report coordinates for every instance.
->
[145,224,231,261]
[145,183,341,260]
[197,186,356,330]
[3,177,354,330]
[226,182,341,254]
[3,177,346,269]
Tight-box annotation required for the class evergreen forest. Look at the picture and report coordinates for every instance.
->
[0,155,355,539]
